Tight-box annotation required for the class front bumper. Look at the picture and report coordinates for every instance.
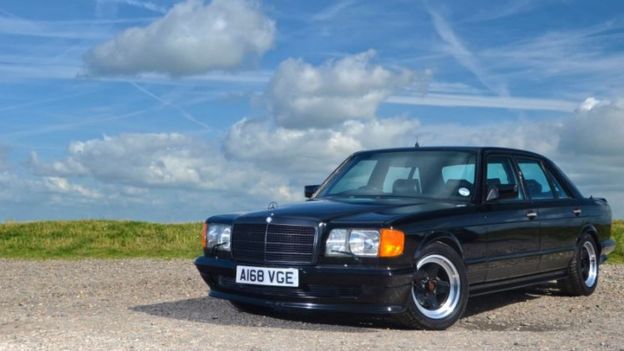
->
[194,256,413,315]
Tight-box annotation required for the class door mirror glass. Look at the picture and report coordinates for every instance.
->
[486,186,499,202]
[304,185,320,198]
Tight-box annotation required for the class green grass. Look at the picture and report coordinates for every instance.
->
[610,220,624,264]
[0,220,202,259]
[0,219,622,261]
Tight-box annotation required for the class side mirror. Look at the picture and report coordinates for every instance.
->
[486,184,518,202]
[304,185,320,198]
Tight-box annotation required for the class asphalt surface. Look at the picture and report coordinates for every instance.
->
[1,259,623,350]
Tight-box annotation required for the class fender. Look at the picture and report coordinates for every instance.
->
[578,223,600,254]
[414,231,463,259]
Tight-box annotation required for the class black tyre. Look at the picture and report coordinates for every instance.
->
[395,242,468,330]
[559,234,599,296]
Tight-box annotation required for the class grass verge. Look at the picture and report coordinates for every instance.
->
[610,220,623,264]
[0,220,622,261]
[0,220,202,259]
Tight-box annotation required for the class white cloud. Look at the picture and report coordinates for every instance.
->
[41,177,103,199]
[386,93,576,112]
[417,120,560,156]
[32,133,229,188]
[224,117,420,178]
[85,0,275,76]
[268,50,414,128]
[0,171,102,204]
[15,96,624,219]
[559,99,624,158]
[30,133,298,202]
[577,97,599,112]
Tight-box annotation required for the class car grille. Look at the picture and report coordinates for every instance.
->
[231,223,317,264]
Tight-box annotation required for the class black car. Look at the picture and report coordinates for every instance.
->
[195,146,615,329]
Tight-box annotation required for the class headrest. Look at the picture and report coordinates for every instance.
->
[526,179,542,194]
[392,179,421,195]
[487,178,502,187]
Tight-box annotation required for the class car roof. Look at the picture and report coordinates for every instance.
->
[355,146,547,159]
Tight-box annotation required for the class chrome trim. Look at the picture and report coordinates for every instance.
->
[582,241,598,288]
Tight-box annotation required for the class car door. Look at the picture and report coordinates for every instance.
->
[516,158,581,272]
[482,154,540,282]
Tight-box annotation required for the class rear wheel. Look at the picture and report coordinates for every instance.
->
[559,234,599,296]
[395,242,468,330]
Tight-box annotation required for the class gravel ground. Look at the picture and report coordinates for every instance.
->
[1,259,623,351]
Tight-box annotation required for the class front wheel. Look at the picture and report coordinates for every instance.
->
[395,242,468,330]
[559,234,599,296]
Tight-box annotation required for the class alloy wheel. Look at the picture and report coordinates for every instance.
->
[580,241,598,288]
[412,254,461,319]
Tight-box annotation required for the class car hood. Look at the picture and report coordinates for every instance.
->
[219,198,473,226]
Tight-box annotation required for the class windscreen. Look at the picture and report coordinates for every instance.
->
[318,150,477,201]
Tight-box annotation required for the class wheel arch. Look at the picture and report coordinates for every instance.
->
[579,223,601,256]
[415,231,464,259]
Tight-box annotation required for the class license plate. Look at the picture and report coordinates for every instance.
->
[235,265,299,287]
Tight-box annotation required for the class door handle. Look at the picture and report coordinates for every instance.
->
[573,208,582,216]
[526,210,538,219]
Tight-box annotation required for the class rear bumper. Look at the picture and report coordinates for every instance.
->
[194,256,413,315]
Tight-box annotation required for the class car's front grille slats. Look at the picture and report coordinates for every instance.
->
[231,222,317,264]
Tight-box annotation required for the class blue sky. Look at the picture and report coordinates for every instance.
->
[1,0,624,221]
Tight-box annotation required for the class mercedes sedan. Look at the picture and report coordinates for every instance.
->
[195,146,614,329]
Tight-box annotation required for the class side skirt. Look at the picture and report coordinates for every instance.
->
[468,269,567,297]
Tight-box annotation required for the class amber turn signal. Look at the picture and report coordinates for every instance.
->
[379,228,405,257]
[201,222,208,248]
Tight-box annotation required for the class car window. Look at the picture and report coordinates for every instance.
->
[517,159,555,200]
[329,159,377,194]
[545,169,572,199]
[322,150,477,201]
[486,156,524,201]
[441,164,475,198]
[442,164,475,184]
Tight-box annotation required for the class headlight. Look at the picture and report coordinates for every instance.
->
[325,228,404,257]
[206,223,232,251]
[348,229,380,256]
[325,229,349,254]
